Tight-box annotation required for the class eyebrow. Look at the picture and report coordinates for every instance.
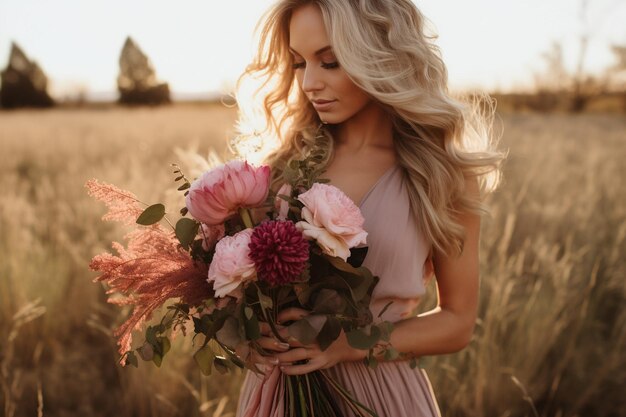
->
[288,45,333,56]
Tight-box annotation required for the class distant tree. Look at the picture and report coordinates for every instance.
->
[607,44,626,90]
[117,36,170,105]
[533,0,625,112]
[0,42,54,108]
[533,42,570,94]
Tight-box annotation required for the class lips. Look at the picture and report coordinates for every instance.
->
[312,99,335,104]
[311,99,336,111]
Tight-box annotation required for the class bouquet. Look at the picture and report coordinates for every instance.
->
[87,139,411,417]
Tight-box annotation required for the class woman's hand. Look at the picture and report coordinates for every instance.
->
[270,307,368,375]
[236,321,291,372]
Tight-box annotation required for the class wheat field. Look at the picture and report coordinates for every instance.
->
[0,104,624,417]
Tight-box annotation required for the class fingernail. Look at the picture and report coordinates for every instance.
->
[278,342,290,350]
[270,357,279,365]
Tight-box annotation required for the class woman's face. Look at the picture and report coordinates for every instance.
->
[288,4,372,124]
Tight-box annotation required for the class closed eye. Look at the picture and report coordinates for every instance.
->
[291,61,340,70]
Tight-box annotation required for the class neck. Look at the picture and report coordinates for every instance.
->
[333,101,394,152]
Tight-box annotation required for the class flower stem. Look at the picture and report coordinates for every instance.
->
[239,207,254,229]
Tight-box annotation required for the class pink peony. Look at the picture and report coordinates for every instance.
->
[295,183,368,261]
[186,160,271,226]
[208,228,256,298]
[274,183,292,221]
[248,220,309,286]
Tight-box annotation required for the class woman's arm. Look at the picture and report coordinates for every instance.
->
[274,177,482,374]
[382,176,481,357]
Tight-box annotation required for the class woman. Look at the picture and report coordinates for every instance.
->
[233,0,504,415]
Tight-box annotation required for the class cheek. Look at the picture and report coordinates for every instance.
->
[336,76,370,111]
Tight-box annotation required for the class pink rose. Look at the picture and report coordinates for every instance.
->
[208,228,256,298]
[186,160,271,226]
[295,183,367,261]
[274,183,292,221]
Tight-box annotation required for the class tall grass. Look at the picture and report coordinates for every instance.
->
[0,106,624,416]
[0,104,241,417]
[422,113,626,417]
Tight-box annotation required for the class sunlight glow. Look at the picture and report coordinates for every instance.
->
[0,0,624,97]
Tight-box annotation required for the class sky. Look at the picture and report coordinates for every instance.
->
[0,0,625,99]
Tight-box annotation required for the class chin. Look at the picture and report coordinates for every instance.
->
[317,112,348,125]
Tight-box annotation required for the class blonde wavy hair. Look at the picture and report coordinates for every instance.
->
[232,0,506,257]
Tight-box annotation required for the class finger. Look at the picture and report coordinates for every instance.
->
[259,322,270,335]
[273,347,311,364]
[280,358,322,376]
[259,321,285,336]
[277,307,310,324]
[255,336,291,353]
[249,350,280,366]
[235,342,251,361]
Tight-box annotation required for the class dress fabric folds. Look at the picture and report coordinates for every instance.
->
[236,165,442,417]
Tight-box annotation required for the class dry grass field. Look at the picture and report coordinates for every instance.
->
[0,104,624,417]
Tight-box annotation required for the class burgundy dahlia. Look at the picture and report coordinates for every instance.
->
[248,220,309,285]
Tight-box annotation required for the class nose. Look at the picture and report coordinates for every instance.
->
[301,65,324,93]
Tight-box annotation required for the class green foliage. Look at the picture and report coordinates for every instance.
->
[136,203,166,225]
[345,325,381,350]
[281,125,332,192]
[175,217,199,249]
[194,345,215,376]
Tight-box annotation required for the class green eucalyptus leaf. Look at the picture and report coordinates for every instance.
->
[194,345,214,376]
[152,353,163,367]
[175,217,199,249]
[145,326,158,346]
[158,336,171,356]
[136,204,166,225]
[193,315,212,335]
[125,351,139,367]
[139,342,154,361]
[258,291,273,310]
[295,283,315,306]
[287,318,316,345]
[384,346,399,361]
[286,314,327,346]
[313,289,346,314]
[377,321,394,342]
[367,355,379,369]
[177,182,191,191]
[323,254,374,301]
[345,325,381,350]
[213,357,230,375]
[317,316,342,351]
[243,307,261,340]
[215,316,242,349]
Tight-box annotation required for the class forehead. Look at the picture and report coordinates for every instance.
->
[288,4,330,55]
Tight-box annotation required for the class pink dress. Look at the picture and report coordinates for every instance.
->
[236,165,442,417]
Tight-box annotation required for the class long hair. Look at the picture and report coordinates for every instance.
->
[232,0,506,257]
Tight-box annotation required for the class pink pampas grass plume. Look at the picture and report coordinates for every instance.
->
[90,225,212,360]
[85,179,145,226]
